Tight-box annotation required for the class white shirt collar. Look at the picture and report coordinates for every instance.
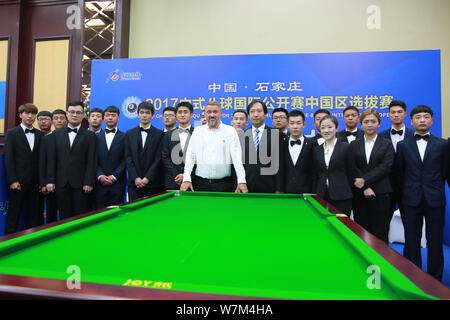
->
[364,134,378,144]
[140,124,151,130]
[20,123,34,131]
[68,124,81,130]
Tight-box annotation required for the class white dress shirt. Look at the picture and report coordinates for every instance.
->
[323,138,337,186]
[288,135,304,165]
[67,124,81,148]
[364,135,378,164]
[178,126,191,151]
[140,124,151,148]
[345,128,358,144]
[20,123,35,151]
[416,131,429,161]
[390,126,406,152]
[105,127,117,151]
[183,122,246,184]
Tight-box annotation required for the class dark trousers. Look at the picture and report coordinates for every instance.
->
[96,184,125,209]
[324,189,352,217]
[39,192,58,224]
[402,199,445,282]
[55,185,91,220]
[6,183,42,235]
[128,185,162,202]
[193,176,234,192]
[353,193,391,243]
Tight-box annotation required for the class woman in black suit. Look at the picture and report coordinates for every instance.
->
[349,109,394,243]
[312,115,353,216]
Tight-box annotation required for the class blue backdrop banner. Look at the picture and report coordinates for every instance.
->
[91,50,441,136]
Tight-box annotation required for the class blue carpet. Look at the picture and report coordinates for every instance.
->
[389,243,450,288]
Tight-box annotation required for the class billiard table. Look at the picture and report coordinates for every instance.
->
[0,192,448,300]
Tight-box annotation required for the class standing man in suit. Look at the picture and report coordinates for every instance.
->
[162,107,177,132]
[243,100,283,193]
[125,102,164,201]
[88,108,104,134]
[396,105,447,281]
[161,102,195,190]
[349,109,394,244]
[39,109,68,223]
[96,106,126,209]
[4,103,43,234]
[379,100,414,225]
[337,106,364,143]
[280,110,316,194]
[312,115,353,216]
[271,108,289,140]
[310,109,330,145]
[46,101,98,219]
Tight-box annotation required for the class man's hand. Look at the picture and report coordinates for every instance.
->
[180,182,194,192]
[135,177,144,188]
[174,174,184,186]
[141,177,149,187]
[10,182,21,191]
[83,185,93,193]
[46,184,55,193]
[235,183,248,193]
[354,178,365,189]
[41,186,49,195]
[363,188,376,198]
[99,175,112,186]
[107,175,116,185]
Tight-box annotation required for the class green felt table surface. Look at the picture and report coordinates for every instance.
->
[0,192,436,300]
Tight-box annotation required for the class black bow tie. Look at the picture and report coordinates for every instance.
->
[66,127,78,134]
[179,128,190,134]
[24,128,35,134]
[140,127,151,134]
[105,128,116,134]
[415,134,430,141]
[290,139,302,147]
[346,131,358,137]
[391,129,404,136]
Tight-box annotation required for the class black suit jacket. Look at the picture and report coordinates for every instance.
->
[280,136,316,194]
[396,135,447,208]
[125,126,164,189]
[4,125,43,185]
[161,126,194,190]
[243,126,284,193]
[39,132,52,187]
[47,127,98,188]
[312,140,353,201]
[337,128,364,143]
[349,136,394,195]
[96,129,127,187]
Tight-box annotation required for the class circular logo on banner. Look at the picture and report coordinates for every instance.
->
[122,96,142,119]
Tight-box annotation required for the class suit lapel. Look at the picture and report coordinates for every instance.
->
[143,127,153,152]
[71,127,84,151]
[18,127,32,153]
[367,136,382,166]
[407,137,422,164]
[422,135,435,163]
[358,138,367,165]
[108,130,122,152]
[327,140,340,169]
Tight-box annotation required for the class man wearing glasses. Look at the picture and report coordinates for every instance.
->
[46,101,98,219]
[162,106,177,132]
[271,108,289,141]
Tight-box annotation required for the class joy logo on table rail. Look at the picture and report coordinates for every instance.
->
[366,265,381,290]
[66,265,81,290]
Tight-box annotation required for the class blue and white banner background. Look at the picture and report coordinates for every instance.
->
[91,50,442,136]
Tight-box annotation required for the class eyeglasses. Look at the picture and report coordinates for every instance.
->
[163,114,175,118]
[68,111,83,115]
[273,116,287,121]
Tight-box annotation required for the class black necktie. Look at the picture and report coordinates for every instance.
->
[66,127,78,134]
[140,127,151,134]
[415,134,430,141]
[105,128,116,134]
[290,139,302,147]
[346,131,357,137]
[25,128,34,134]
[391,129,404,136]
